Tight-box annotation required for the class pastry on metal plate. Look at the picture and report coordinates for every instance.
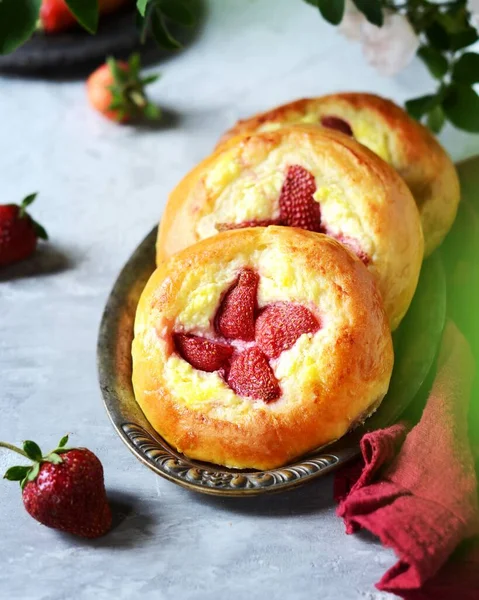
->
[133,227,394,470]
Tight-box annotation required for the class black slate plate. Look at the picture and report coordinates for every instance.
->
[0,3,204,76]
[97,227,446,496]
[0,9,140,75]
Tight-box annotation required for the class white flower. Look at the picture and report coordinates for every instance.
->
[361,13,420,76]
[338,0,363,41]
[339,2,420,76]
[468,0,479,32]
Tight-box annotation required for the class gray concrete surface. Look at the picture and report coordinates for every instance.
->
[1,1,478,599]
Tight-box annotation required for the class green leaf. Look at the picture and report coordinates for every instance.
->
[46,453,63,465]
[128,52,141,77]
[435,9,468,35]
[405,94,439,120]
[143,103,162,120]
[366,254,446,431]
[136,5,149,44]
[352,0,383,27]
[23,441,42,462]
[443,84,479,132]
[21,193,38,209]
[58,435,69,448]
[22,462,40,489]
[137,0,149,17]
[418,46,448,80]
[426,22,450,51]
[303,0,319,5]
[107,56,129,85]
[452,52,479,85]
[3,466,30,482]
[151,9,182,49]
[32,221,48,241]
[141,74,161,85]
[159,0,196,27]
[108,98,125,110]
[450,28,478,51]
[0,0,41,55]
[19,192,38,218]
[427,105,446,134]
[317,0,345,26]
[64,0,99,34]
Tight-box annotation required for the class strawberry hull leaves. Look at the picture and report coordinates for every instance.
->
[2,435,71,489]
[87,54,161,122]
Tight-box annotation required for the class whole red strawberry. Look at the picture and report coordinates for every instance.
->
[2,436,111,539]
[0,194,48,267]
[87,54,160,123]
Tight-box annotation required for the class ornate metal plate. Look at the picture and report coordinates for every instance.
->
[97,226,446,496]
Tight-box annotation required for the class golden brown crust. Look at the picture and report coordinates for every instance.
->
[220,93,459,256]
[133,228,394,470]
[157,126,424,330]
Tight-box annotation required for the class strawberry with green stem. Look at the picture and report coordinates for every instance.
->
[87,53,161,122]
[2,435,111,539]
[0,193,48,267]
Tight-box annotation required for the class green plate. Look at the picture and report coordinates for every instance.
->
[97,228,446,496]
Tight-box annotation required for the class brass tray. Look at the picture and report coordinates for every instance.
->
[97,227,446,496]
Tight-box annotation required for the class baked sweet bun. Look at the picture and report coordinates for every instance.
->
[156,126,423,330]
[219,93,460,256]
[133,227,394,470]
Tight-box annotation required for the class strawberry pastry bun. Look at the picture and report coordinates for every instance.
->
[133,227,394,470]
[156,126,423,330]
[220,93,460,256]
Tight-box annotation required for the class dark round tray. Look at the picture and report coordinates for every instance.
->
[0,3,204,77]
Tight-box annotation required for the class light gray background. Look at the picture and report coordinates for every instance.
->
[1,2,478,599]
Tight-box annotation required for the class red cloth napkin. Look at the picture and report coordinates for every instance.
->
[334,322,479,599]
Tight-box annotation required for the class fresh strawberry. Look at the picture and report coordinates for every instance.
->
[227,347,280,402]
[87,53,160,123]
[255,302,320,359]
[215,269,259,341]
[2,436,111,539]
[0,194,48,267]
[40,0,131,34]
[174,333,233,372]
[320,116,354,137]
[278,165,321,231]
[216,219,282,232]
